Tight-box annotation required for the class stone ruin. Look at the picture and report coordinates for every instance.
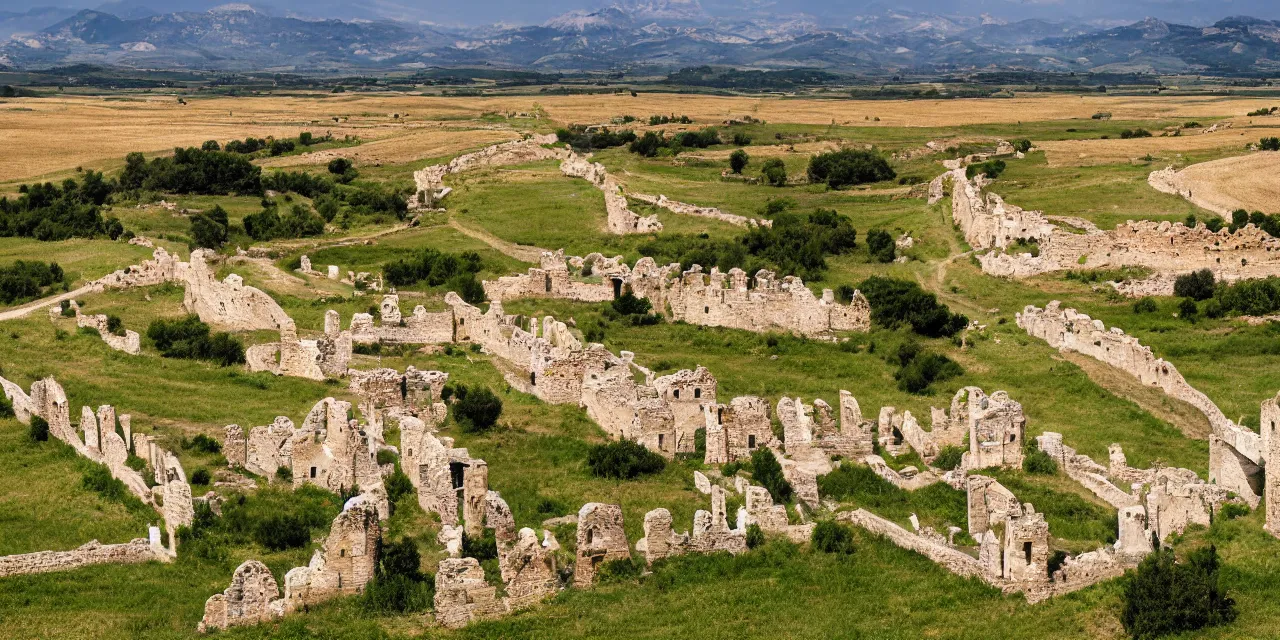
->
[95,247,291,332]
[702,395,779,465]
[72,307,141,355]
[0,375,190,566]
[946,169,1280,286]
[1018,302,1264,507]
[0,536,165,578]
[348,294,455,345]
[399,414,488,530]
[573,503,631,587]
[637,485,747,564]
[559,151,663,234]
[222,397,390,519]
[199,500,381,632]
[411,134,565,208]
[483,250,871,339]
[628,192,772,228]
[347,365,449,424]
[246,310,352,381]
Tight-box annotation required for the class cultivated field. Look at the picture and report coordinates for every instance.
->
[1172,151,1280,214]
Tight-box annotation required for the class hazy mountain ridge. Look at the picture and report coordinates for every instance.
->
[3,2,1279,75]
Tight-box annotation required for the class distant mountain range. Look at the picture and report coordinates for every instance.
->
[2,2,1279,75]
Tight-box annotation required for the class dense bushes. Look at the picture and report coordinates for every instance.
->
[119,148,262,196]
[1119,128,1152,139]
[82,465,133,502]
[1174,269,1215,301]
[741,204,858,280]
[243,203,326,241]
[556,125,637,151]
[180,485,342,560]
[383,248,483,288]
[189,205,229,250]
[628,128,721,156]
[729,149,749,174]
[1209,277,1280,316]
[811,521,855,555]
[751,447,792,503]
[807,149,895,189]
[586,439,667,479]
[761,158,787,186]
[145,315,246,366]
[865,229,895,263]
[858,276,968,337]
[1132,298,1158,314]
[0,260,67,304]
[892,341,963,394]
[0,172,118,241]
[966,159,1007,180]
[1023,448,1059,475]
[1121,545,1236,639]
[448,384,503,433]
[361,537,433,613]
[1261,137,1280,151]
[28,416,49,442]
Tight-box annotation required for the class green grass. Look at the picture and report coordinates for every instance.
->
[0,237,160,296]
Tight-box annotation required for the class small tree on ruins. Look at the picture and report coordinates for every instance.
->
[1121,544,1236,639]
[28,415,49,442]
[451,385,503,433]
[750,447,792,503]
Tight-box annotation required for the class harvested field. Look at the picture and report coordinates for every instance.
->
[1172,151,1280,214]
[257,127,518,169]
[1037,122,1280,166]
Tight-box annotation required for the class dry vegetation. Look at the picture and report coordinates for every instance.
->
[1173,151,1280,213]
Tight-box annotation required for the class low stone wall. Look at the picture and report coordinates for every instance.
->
[75,312,140,354]
[841,509,991,581]
[0,538,161,577]
[629,192,771,228]
[559,152,662,234]
[412,134,566,198]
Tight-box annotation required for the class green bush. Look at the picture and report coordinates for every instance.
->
[28,415,49,442]
[461,529,497,561]
[892,343,964,395]
[612,289,653,316]
[807,149,896,188]
[0,260,68,304]
[451,385,503,433]
[1121,545,1236,640]
[933,445,964,471]
[1174,269,1215,301]
[751,448,792,504]
[865,229,895,263]
[556,125,636,151]
[190,468,211,485]
[0,393,13,419]
[586,439,666,480]
[254,513,311,550]
[746,523,765,549]
[189,205,229,250]
[1023,448,1059,475]
[729,149,749,174]
[362,537,433,613]
[1178,298,1199,319]
[383,248,482,288]
[598,557,645,583]
[385,468,414,507]
[1119,128,1152,139]
[275,466,292,482]
[243,203,325,241]
[966,159,1007,180]
[0,172,118,241]
[82,465,130,502]
[858,276,968,338]
[811,521,855,554]
[761,158,787,186]
[146,315,245,366]
[187,433,222,454]
[1220,502,1250,520]
[1261,137,1280,151]
[1132,298,1158,314]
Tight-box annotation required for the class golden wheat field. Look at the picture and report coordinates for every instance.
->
[1172,151,1280,214]
[5,92,1280,184]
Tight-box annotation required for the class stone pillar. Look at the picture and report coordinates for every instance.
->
[1264,395,1280,539]
[119,414,132,451]
[81,406,100,452]
[462,460,489,535]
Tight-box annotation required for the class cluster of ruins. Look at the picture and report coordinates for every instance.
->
[943,168,1280,293]
[483,250,870,338]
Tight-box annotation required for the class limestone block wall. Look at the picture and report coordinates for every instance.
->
[966,475,1021,536]
[629,192,772,228]
[434,557,506,629]
[1263,394,1280,539]
[559,152,662,235]
[198,560,281,632]
[967,390,1026,471]
[75,312,140,354]
[949,170,1055,251]
[348,366,448,420]
[0,538,161,578]
[573,503,630,587]
[1036,432,1139,510]
[279,501,380,614]
[701,395,777,464]
[637,485,747,563]
[841,508,992,581]
[348,295,454,345]
[413,134,566,197]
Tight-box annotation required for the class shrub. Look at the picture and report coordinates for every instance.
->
[105,314,125,336]
[1132,298,1158,314]
[732,133,752,146]
[586,439,666,480]
[1178,298,1199,319]
[446,273,486,305]
[729,149,749,174]
[146,315,246,366]
[629,131,667,157]
[1048,550,1068,577]
[1012,139,1032,153]
[461,529,497,560]
[254,513,311,550]
[362,537,433,613]
[1120,545,1236,640]
[811,521,855,554]
[82,465,130,502]
[612,290,653,316]
[119,147,261,196]
[751,447,792,503]
[28,415,50,442]
[189,205,229,250]
[1174,269,1215,301]
[188,433,222,454]
[383,248,482,288]
[1023,448,1059,475]
[190,468,211,485]
[556,125,636,151]
[0,394,12,419]
[1261,137,1280,151]
[966,159,1007,180]
[243,203,325,241]
[866,229,896,263]
[807,149,896,188]
[933,445,964,471]
[761,158,787,186]
[858,276,968,337]
[1119,128,1152,139]
[1220,502,1250,520]
[896,350,964,394]
[598,557,644,583]
[451,385,503,433]
[745,523,765,549]
[275,466,292,483]
[385,469,414,507]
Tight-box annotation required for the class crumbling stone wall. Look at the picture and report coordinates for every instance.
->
[483,250,618,303]
[574,503,630,587]
[1018,302,1264,486]
[1146,467,1229,541]
[0,538,161,578]
[347,295,454,345]
[413,134,566,200]
[581,363,677,457]
[560,151,662,234]
[702,395,777,464]
[75,311,141,354]
[652,366,717,453]
[434,557,505,629]
[198,560,281,632]
[1002,507,1050,585]
[279,501,380,613]
[966,390,1026,471]
[348,366,448,421]
[638,485,746,563]
[1264,393,1280,539]
[1036,432,1139,509]
[949,170,1055,251]
[247,312,353,381]
[629,192,771,228]
[966,475,1021,536]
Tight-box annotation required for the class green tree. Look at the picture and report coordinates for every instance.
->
[1121,545,1236,639]
[729,149,750,174]
[866,229,896,263]
[751,447,792,503]
[761,158,787,187]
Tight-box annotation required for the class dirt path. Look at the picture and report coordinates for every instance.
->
[0,283,99,322]
[1059,352,1212,441]
[447,218,545,263]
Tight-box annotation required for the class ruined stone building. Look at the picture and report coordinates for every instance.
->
[949,169,1280,286]
[346,294,455,345]
[348,366,449,424]
[964,390,1026,471]
[573,503,631,587]
[1019,302,1264,506]
[637,485,747,564]
[481,251,871,339]
[702,395,779,465]
[200,501,381,632]
[246,311,352,381]
[433,558,506,629]
[1264,392,1280,539]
